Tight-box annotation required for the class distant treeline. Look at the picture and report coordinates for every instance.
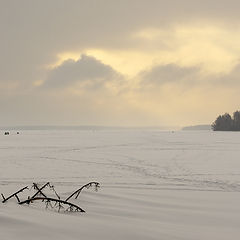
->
[182,125,211,131]
[212,111,240,131]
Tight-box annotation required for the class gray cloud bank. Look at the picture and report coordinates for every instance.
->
[140,64,200,86]
[43,55,121,89]
[1,0,239,87]
[1,0,240,83]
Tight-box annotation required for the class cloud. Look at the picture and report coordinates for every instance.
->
[138,60,240,90]
[216,63,240,87]
[1,0,240,86]
[139,64,200,87]
[42,54,122,89]
[1,1,240,126]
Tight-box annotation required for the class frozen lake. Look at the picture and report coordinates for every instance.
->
[1,129,240,239]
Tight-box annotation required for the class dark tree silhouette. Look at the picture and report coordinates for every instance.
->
[212,111,240,131]
[233,111,240,131]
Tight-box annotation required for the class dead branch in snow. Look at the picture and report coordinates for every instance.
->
[1,181,100,213]
[1,186,29,203]
[19,197,85,212]
[32,182,60,199]
[65,182,100,201]
[32,182,49,198]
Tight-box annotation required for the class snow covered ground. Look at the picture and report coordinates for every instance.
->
[0,129,240,239]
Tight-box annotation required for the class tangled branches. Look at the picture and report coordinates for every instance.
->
[19,197,85,212]
[1,181,100,213]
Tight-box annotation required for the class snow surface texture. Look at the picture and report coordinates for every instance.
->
[0,129,240,239]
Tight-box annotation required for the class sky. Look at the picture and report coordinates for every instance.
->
[1,0,240,127]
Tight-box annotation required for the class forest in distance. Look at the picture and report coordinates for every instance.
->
[212,110,240,131]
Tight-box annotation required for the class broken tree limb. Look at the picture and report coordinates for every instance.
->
[31,182,50,199]
[1,194,5,202]
[48,183,61,199]
[32,183,48,198]
[65,182,100,202]
[32,182,60,200]
[15,194,20,203]
[1,186,28,203]
[19,197,85,212]
[1,181,100,213]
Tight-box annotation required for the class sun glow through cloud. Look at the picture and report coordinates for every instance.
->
[48,24,240,80]
[33,21,240,126]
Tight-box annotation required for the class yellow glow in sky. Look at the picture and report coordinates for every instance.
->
[133,25,240,74]
[48,52,81,69]
[48,24,240,78]
[43,23,240,126]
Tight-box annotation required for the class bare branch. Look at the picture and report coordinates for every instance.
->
[65,182,100,202]
[19,197,85,212]
[1,194,5,202]
[31,182,50,199]
[15,194,20,203]
[2,186,28,203]
[32,183,48,198]
[48,183,61,200]
[1,181,100,213]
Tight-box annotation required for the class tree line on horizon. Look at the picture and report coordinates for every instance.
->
[212,110,240,131]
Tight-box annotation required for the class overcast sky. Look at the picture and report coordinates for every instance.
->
[1,0,240,127]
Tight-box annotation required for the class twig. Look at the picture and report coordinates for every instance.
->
[65,182,100,202]
[2,181,100,213]
[15,194,20,203]
[1,186,28,203]
[19,197,85,212]
[1,194,5,202]
[49,183,61,200]
[31,182,50,199]
[32,183,48,198]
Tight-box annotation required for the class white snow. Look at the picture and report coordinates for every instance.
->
[0,129,240,239]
